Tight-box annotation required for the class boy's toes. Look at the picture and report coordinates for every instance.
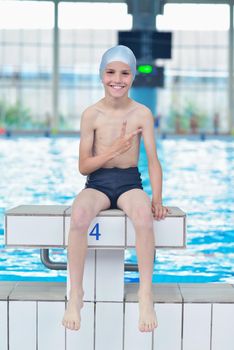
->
[64,320,70,329]
[146,322,153,332]
[139,322,145,332]
[146,323,152,332]
[74,320,80,331]
[139,320,157,332]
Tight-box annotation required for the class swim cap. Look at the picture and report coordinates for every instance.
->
[99,45,136,80]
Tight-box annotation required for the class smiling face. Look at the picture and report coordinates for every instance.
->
[102,61,133,99]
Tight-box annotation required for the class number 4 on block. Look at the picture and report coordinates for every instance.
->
[89,223,101,241]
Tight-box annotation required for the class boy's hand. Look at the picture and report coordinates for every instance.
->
[151,201,169,220]
[110,120,142,157]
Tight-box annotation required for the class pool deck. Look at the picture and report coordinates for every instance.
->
[1,282,234,350]
[1,281,234,302]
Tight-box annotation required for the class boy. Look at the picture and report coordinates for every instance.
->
[62,45,168,333]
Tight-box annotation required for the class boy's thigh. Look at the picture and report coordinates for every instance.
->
[117,188,151,214]
[72,188,111,215]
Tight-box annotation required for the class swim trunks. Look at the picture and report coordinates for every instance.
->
[85,167,143,209]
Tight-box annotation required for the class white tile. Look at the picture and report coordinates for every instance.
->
[154,218,185,247]
[95,302,123,350]
[6,216,63,246]
[154,303,182,350]
[9,301,36,350]
[65,216,125,247]
[0,301,8,350]
[212,304,234,350]
[96,249,124,301]
[127,217,185,247]
[38,301,65,350]
[66,302,94,350]
[67,250,95,301]
[183,303,211,350]
[124,303,153,350]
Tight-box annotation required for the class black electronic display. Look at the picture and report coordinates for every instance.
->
[118,30,172,59]
[132,65,164,88]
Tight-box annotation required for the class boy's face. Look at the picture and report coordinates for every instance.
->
[102,61,133,98]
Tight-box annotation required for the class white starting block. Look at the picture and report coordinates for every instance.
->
[3,206,234,350]
[5,205,186,248]
[5,205,186,303]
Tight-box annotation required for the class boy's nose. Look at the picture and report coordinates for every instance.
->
[113,73,122,82]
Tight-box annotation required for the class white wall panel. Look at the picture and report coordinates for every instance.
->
[212,304,234,350]
[183,303,211,350]
[0,301,8,350]
[38,301,65,350]
[154,303,182,350]
[95,302,123,350]
[9,301,36,350]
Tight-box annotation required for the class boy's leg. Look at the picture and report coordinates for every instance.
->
[117,189,157,332]
[62,188,110,331]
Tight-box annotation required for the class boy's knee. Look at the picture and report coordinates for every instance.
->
[71,206,95,230]
[131,206,153,230]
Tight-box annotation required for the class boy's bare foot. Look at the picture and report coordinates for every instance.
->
[138,290,158,332]
[62,291,84,331]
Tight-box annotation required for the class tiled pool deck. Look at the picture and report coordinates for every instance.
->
[1,282,234,350]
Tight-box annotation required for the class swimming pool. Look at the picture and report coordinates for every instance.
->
[0,135,233,283]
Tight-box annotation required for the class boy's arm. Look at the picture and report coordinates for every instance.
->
[141,109,168,220]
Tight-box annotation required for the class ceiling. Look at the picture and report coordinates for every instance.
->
[11,0,234,4]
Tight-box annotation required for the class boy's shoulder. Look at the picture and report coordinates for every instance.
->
[81,101,102,120]
[131,100,153,119]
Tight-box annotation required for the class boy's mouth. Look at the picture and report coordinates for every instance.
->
[109,84,125,90]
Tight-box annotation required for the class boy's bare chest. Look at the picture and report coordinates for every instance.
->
[94,114,141,146]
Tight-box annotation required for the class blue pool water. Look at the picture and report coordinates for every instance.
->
[0,135,233,283]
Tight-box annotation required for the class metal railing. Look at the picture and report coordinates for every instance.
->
[40,249,139,272]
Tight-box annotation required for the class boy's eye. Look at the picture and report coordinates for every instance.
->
[105,70,130,75]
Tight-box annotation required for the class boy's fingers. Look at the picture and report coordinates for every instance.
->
[162,208,167,219]
[161,207,168,220]
[120,120,127,137]
[165,207,170,214]
[157,207,163,220]
[128,128,142,139]
[152,205,168,220]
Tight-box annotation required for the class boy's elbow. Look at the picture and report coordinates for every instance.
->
[78,165,88,175]
[78,161,89,175]
[79,169,87,175]
[80,170,89,176]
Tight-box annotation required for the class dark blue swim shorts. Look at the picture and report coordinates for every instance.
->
[85,167,143,209]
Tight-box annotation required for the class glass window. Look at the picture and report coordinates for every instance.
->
[0,1,53,130]
[0,1,231,133]
[156,4,229,133]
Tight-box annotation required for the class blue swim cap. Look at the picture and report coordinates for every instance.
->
[99,45,136,80]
